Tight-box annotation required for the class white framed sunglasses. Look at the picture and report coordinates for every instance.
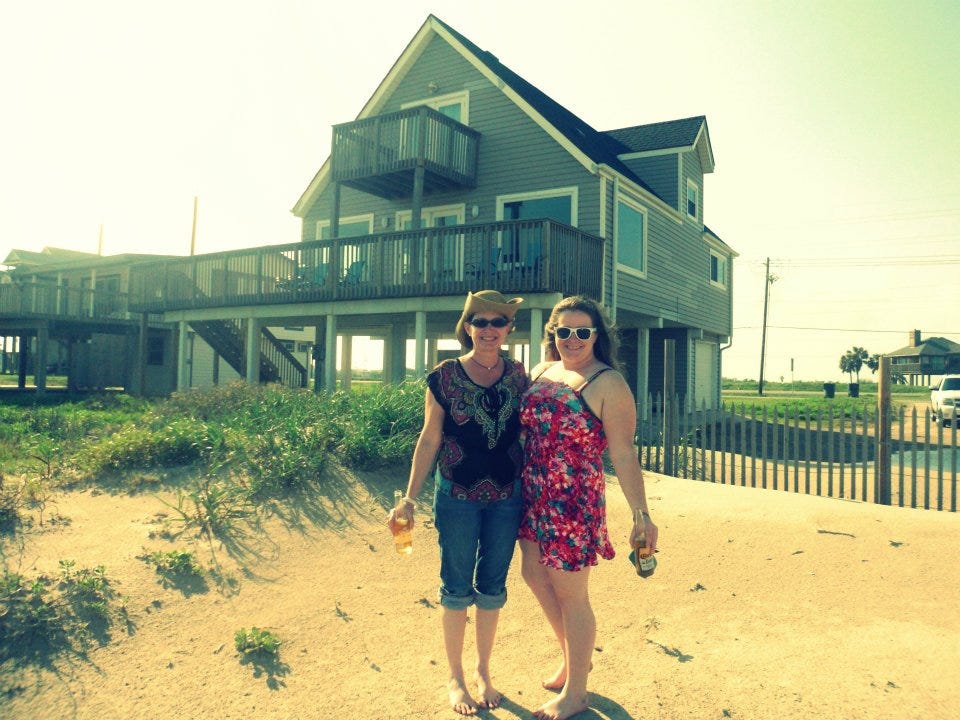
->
[555,326,598,341]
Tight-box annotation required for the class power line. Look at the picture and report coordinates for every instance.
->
[733,325,960,334]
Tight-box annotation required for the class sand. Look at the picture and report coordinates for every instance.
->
[2,465,959,720]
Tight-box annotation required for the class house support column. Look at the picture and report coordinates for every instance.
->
[313,321,325,393]
[528,308,543,370]
[34,324,48,394]
[637,328,650,421]
[427,338,438,369]
[176,321,190,391]
[414,311,426,378]
[388,323,406,385]
[137,314,148,397]
[17,335,28,389]
[341,335,352,390]
[324,313,337,391]
[245,318,260,384]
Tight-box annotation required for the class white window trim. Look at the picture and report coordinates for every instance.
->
[315,213,375,240]
[614,191,648,279]
[394,203,466,229]
[494,186,579,226]
[709,248,727,288]
[686,178,700,223]
[400,90,470,125]
[394,204,467,282]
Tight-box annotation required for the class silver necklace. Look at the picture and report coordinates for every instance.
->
[469,355,501,371]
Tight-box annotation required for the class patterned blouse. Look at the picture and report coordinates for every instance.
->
[426,358,528,501]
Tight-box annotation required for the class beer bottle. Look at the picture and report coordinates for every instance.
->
[633,509,656,578]
[392,490,413,555]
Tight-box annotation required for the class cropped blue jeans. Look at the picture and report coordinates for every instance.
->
[433,487,523,611]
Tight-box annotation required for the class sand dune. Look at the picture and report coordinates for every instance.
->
[2,467,959,720]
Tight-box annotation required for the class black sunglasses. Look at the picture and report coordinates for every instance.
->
[468,317,511,329]
[555,326,598,341]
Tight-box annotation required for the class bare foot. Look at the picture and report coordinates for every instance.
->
[448,677,479,715]
[542,663,591,691]
[474,671,502,709]
[541,663,566,691]
[533,691,589,720]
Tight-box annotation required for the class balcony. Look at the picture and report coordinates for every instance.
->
[128,219,604,313]
[331,106,480,199]
[0,281,133,324]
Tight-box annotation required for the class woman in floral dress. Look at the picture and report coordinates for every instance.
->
[518,295,659,720]
[388,290,528,715]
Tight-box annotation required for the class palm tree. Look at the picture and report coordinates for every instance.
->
[840,345,879,384]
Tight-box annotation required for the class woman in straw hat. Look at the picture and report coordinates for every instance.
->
[518,295,658,720]
[388,290,529,715]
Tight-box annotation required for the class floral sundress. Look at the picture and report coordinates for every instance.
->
[518,368,615,571]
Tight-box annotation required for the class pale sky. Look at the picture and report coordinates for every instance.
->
[3,0,958,382]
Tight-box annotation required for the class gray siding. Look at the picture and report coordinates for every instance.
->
[623,155,678,209]
[610,146,731,338]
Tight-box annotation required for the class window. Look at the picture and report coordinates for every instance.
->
[496,187,577,266]
[147,336,165,366]
[278,339,295,351]
[396,205,466,280]
[401,90,469,124]
[315,214,374,241]
[283,326,304,332]
[615,196,646,275]
[686,179,700,221]
[710,250,727,288]
[297,342,312,354]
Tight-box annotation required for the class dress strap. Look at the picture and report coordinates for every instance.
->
[575,366,613,391]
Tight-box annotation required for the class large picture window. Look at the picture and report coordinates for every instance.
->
[496,187,577,267]
[615,196,646,275]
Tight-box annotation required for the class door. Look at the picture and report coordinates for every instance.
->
[694,340,717,410]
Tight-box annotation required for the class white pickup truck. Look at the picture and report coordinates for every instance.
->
[930,375,960,427]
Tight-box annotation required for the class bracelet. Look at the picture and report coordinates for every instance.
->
[634,509,651,523]
[400,496,416,509]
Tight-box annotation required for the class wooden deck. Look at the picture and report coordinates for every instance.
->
[128,219,604,313]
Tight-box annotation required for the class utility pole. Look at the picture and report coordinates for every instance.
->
[758,257,774,396]
[190,196,199,256]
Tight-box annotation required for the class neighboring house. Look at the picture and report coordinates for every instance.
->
[1,247,318,395]
[885,330,960,385]
[125,14,735,407]
[1,247,177,394]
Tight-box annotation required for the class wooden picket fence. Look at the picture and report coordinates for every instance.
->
[636,397,959,512]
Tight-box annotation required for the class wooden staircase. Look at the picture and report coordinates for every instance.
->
[190,319,307,388]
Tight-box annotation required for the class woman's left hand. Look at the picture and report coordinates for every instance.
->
[629,513,658,554]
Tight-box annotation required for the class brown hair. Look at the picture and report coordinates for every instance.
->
[542,295,620,370]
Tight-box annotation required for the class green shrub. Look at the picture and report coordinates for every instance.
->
[0,561,121,660]
[234,626,281,656]
[76,417,220,476]
[146,549,203,577]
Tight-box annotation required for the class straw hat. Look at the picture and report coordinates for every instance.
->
[455,290,523,346]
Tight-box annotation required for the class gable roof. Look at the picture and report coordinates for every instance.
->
[293,14,715,217]
[3,246,173,274]
[886,336,960,357]
[2,247,99,269]
[605,116,715,171]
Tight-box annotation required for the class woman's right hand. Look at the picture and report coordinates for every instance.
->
[387,503,415,534]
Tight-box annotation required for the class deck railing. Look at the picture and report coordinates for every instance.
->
[128,219,603,313]
[0,282,131,321]
[332,106,480,196]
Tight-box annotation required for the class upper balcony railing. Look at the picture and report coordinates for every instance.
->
[128,219,604,313]
[331,106,480,199]
[0,281,132,322]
